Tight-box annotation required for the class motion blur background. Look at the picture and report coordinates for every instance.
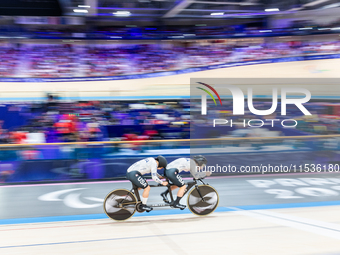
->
[1,0,340,183]
[1,1,340,254]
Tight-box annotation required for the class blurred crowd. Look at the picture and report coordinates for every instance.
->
[0,39,339,78]
[190,100,340,138]
[0,96,190,144]
[1,96,339,145]
[0,47,20,77]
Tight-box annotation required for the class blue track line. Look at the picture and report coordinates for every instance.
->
[0,207,231,225]
[1,201,340,225]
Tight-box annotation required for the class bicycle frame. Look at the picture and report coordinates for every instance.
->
[103,177,218,222]
[127,178,208,208]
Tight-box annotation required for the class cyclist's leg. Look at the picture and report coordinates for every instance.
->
[160,169,178,203]
[161,185,178,203]
[160,169,169,202]
[165,168,186,209]
[142,186,151,203]
[126,171,152,211]
[177,185,186,197]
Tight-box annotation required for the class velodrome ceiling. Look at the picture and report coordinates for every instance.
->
[66,0,340,18]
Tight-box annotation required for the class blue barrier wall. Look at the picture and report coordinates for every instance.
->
[2,142,340,183]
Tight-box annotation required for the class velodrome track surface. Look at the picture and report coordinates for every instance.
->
[2,173,340,254]
[2,173,340,223]
[1,60,340,254]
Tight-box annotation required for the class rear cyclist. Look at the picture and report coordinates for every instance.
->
[161,155,211,210]
[126,155,168,212]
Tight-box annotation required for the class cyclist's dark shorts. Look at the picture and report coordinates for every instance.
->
[126,171,148,189]
[164,168,185,187]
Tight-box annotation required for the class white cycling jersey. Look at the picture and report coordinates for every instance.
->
[167,158,207,179]
[127,157,163,184]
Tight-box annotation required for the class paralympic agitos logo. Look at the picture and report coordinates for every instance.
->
[196,82,312,128]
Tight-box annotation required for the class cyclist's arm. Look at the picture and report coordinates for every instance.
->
[150,162,163,184]
[190,164,208,179]
[156,173,164,179]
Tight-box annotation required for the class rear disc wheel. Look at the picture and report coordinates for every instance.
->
[103,189,137,221]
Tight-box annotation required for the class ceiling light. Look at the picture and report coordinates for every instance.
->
[73,9,88,13]
[78,5,90,8]
[265,8,279,12]
[113,11,131,16]
[210,12,224,16]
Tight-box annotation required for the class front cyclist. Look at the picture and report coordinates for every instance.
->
[161,155,211,210]
[126,155,168,212]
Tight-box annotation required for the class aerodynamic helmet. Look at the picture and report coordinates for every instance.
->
[192,155,207,167]
[155,155,167,169]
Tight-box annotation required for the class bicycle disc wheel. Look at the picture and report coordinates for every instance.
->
[187,185,219,216]
[104,189,137,221]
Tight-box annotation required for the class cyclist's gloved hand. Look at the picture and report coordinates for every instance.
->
[162,181,168,186]
[206,171,212,177]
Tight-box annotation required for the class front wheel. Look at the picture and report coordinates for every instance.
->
[104,189,137,221]
[187,185,219,216]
